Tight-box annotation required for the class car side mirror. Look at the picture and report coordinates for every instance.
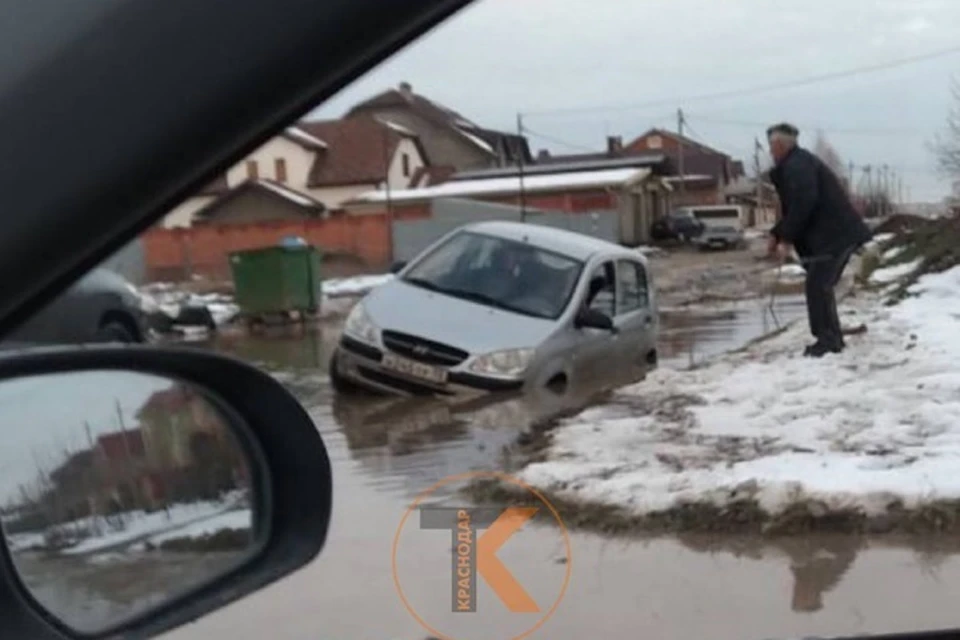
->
[0,346,331,639]
[388,260,408,274]
[574,307,617,333]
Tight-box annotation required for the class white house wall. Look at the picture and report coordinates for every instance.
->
[225,136,317,188]
[389,138,425,189]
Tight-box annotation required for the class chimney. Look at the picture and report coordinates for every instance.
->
[537,149,551,161]
[607,135,623,154]
[398,82,413,99]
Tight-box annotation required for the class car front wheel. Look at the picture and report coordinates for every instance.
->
[95,320,137,344]
[329,348,362,395]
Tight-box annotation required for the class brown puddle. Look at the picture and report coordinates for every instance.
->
[163,298,960,640]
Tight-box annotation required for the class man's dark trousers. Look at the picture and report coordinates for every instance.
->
[803,244,857,350]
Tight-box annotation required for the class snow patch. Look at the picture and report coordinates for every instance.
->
[519,265,960,518]
[870,258,922,285]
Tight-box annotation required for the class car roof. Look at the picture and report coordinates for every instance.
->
[462,220,635,262]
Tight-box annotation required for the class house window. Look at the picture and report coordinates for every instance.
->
[246,160,259,179]
[401,153,410,177]
[275,158,287,183]
[646,135,662,150]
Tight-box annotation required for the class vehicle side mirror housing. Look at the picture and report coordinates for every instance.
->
[574,307,616,332]
[388,260,408,274]
[0,345,332,639]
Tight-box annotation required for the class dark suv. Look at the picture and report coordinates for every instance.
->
[4,268,150,346]
[650,211,706,243]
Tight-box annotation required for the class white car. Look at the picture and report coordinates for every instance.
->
[329,220,660,397]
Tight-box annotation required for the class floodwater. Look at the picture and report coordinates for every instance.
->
[148,299,960,640]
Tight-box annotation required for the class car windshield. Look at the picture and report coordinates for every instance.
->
[400,230,583,320]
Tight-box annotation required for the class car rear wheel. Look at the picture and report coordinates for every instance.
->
[95,320,137,344]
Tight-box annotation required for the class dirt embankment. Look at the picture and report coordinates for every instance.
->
[466,467,960,538]
[858,212,960,303]
[470,388,960,538]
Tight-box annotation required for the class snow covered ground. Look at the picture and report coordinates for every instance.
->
[7,494,251,555]
[519,263,960,520]
[140,283,241,326]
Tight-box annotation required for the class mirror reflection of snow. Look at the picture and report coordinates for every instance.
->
[520,265,960,518]
[7,492,251,556]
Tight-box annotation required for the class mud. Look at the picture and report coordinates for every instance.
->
[150,296,960,640]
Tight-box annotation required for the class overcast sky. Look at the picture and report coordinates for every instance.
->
[312,0,960,202]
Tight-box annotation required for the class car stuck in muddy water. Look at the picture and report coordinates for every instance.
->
[329,220,660,398]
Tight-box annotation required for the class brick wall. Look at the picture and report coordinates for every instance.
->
[142,215,396,282]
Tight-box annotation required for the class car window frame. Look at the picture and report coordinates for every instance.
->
[583,259,617,318]
[615,258,650,316]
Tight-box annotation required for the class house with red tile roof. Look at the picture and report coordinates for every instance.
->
[161,116,428,227]
[346,82,531,171]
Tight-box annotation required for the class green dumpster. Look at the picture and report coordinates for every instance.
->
[228,244,322,316]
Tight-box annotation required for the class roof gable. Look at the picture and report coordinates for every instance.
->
[297,115,426,187]
[631,128,730,158]
[193,179,325,220]
[346,83,531,164]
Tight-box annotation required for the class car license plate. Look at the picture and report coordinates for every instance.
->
[381,353,448,384]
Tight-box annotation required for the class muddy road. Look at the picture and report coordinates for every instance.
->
[82,244,945,639]
[150,296,960,639]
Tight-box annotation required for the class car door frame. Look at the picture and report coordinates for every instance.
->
[612,255,657,370]
[566,255,622,382]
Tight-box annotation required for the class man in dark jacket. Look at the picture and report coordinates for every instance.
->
[766,123,872,357]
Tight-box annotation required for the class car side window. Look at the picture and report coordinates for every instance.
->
[584,261,616,317]
[615,259,649,315]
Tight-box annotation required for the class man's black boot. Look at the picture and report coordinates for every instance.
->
[806,341,843,358]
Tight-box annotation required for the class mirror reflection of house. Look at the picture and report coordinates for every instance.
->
[135,384,248,504]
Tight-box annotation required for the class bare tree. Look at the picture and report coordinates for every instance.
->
[930,77,960,191]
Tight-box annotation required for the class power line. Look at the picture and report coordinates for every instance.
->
[521,44,960,118]
[520,126,598,153]
[686,114,929,136]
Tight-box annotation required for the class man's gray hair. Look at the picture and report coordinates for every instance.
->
[767,122,799,144]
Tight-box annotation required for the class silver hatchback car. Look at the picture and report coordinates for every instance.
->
[330,220,659,397]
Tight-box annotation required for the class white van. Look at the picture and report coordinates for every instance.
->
[680,205,747,250]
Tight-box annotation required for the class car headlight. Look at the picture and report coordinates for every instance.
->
[125,283,159,313]
[343,303,379,345]
[467,348,534,378]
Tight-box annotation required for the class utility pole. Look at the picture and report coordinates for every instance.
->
[847,161,855,193]
[377,118,395,262]
[753,137,764,227]
[677,108,686,200]
[516,112,527,222]
[881,165,890,215]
